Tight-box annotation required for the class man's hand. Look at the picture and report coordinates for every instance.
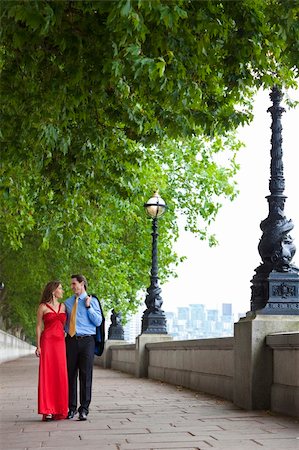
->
[85,295,91,308]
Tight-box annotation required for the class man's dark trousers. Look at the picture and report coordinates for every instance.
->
[66,335,95,414]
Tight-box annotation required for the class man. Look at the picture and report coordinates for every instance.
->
[65,274,102,421]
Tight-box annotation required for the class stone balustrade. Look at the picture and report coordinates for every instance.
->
[146,337,234,401]
[95,315,299,418]
[0,330,35,363]
[266,331,299,417]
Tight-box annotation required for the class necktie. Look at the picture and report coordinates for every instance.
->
[68,296,78,337]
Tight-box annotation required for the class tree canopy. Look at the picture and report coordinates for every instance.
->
[0,0,298,340]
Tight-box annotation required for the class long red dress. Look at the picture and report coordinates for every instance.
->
[38,303,68,419]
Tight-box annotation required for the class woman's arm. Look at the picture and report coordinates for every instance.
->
[35,305,44,357]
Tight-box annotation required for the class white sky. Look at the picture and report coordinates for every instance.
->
[162,88,299,318]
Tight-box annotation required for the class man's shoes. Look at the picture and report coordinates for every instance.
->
[67,410,77,419]
[79,411,87,421]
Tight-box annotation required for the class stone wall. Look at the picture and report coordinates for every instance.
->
[96,337,233,401]
[147,337,233,400]
[266,332,299,417]
[110,343,136,375]
[0,330,35,363]
[95,317,299,418]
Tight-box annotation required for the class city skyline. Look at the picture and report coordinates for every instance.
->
[123,301,236,342]
[165,302,235,341]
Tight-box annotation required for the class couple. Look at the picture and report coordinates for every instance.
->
[36,274,103,421]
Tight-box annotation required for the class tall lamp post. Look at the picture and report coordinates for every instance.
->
[250,87,299,314]
[141,192,168,334]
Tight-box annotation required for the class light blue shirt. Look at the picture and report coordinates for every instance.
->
[64,292,102,336]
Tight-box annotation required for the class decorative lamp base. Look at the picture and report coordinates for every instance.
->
[108,325,125,340]
[141,310,168,334]
[257,270,299,315]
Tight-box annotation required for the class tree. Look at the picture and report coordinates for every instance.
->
[0,0,298,338]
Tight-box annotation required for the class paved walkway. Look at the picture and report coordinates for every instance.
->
[0,356,298,450]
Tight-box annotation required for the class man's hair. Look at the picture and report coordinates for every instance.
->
[71,274,87,290]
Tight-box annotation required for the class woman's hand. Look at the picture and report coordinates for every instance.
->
[35,347,41,357]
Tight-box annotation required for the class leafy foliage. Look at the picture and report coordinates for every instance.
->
[0,0,298,339]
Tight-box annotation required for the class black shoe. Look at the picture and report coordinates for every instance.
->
[43,414,53,421]
[79,411,87,421]
[67,410,77,419]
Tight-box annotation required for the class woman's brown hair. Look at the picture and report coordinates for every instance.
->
[40,281,61,304]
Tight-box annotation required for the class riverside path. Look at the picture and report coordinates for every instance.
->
[0,355,298,450]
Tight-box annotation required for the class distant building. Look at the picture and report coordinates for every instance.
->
[177,307,189,321]
[222,303,232,316]
[189,304,205,322]
[123,306,143,342]
[165,311,175,334]
[207,309,218,321]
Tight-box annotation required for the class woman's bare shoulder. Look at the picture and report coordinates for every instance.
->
[37,303,46,313]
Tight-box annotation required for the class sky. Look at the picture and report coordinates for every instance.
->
[161,88,299,318]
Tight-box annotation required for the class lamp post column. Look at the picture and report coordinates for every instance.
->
[141,192,168,334]
[135,193,172,377]
[250,86,299,314]
[141,217,167,334]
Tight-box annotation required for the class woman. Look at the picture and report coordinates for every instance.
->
[36,281,68,421]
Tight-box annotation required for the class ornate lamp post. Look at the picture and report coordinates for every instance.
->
[108,309,124,340]
[141,192,168,333]
[250,87,299,314]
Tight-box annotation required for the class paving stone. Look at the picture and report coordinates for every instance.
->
[1,355,298,450]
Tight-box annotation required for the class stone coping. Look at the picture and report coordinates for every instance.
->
[266,331,299,349]
[109,343,135,350]
[146,336,234,350]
